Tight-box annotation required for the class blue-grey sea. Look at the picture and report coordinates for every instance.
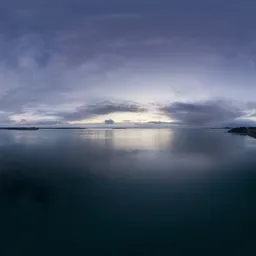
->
[0,128,254,255]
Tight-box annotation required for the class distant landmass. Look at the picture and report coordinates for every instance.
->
[207,127,232,130]
[0,127,39,131]
[40,127,87,130]
[228,127,256,138]
[0,127,88,131]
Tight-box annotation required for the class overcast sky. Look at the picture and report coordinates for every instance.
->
[1,0,256,126]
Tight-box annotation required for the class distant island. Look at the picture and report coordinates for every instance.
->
[40,127,87,130]
[0,127,88,131]
[0,127,39,131]
[207,127,232,130]
[228,127,256,138]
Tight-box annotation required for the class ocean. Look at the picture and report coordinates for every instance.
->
[0,128,254,255]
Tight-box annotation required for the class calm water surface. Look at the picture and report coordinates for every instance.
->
[0,129,255,255]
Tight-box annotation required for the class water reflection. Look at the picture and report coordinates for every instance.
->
[0,170,53,204]
[170,129,245,159]
[0,128,254,177]
[0,128,254,254]
[0,130,57,146]
[78,129,172,150]
[105,129,173,150]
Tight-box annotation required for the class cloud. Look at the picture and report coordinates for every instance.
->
[1,0,256,126]
[105,119,115,124]
[147,121,182,125]
[22,120,65,126]
[160,100,246,126]
[61,101,147,122]
[13,116,64,126]
[0,111,14,126]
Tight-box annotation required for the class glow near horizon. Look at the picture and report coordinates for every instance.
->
[68,112,173,125]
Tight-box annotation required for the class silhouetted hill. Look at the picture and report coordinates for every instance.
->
[0,127,39,131]
[228,127,256,138]
[228,127,248,134]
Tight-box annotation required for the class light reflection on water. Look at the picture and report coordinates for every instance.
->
[0,128,254,174]
[0,128,253,176]
[0,128,254,255]
[89,129,173,150]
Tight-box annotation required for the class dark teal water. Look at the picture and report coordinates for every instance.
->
[0,129,255,255]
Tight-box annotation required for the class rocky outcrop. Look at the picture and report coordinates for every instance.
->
[228,127,256,138]
[228,127,248,134]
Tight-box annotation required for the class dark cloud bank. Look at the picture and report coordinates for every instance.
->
[60,101,147,122]
[11,99,256,127]
[105,119,115,125]
[30,100,256,127]
[160,100,252,127]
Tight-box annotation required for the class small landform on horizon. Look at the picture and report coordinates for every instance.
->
[228,127,256,138]
[0,127,89,131]
[0,127,39,131]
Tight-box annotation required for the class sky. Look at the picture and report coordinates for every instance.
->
[1,0,256,127]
